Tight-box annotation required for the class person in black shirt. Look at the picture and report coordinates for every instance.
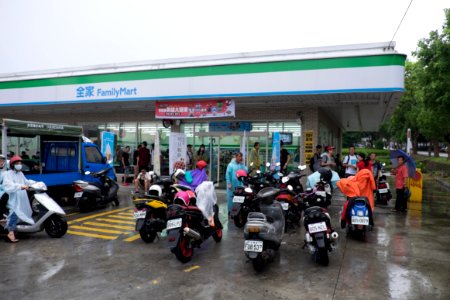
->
[280,140,291,174]
[133,144,142,179]
[121,146,131,185]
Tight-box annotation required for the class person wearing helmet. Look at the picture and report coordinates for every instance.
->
[3,156,37,242]
[0,154,9,221]
[225,152,247,216]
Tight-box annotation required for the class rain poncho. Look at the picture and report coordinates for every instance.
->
[179,168,208,191]
[307,170,340,189]
[0,167,7,198]
[3,169,36,225]
[225,158,247,213]
[337,169,376,222]
[195,181,217,225]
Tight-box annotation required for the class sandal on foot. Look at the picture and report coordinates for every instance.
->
[6,233,18,243]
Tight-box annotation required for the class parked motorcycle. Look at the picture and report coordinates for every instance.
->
[1,182,68,238]
[375,175,392,205]
[231,170,259,228]
[243,186,285,272]
[73,167,119,212]
[277,165,307,232]
[134,171,195,243]
[343,197,372,241]
[302,205,338,266]
[166,182,222,263]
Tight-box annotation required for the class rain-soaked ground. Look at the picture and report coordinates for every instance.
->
[0,177,449,300]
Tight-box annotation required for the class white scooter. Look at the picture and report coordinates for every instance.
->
[1,182,68,238]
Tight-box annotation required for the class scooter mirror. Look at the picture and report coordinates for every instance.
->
[276,162,281,167]
[282,176,289,184]
[266,162,271,167]
[277,172,284,177]
[250,162,254,167]
[85,171,91,175]
[107,160,113,164]
[382,163,386,166]
[287,185,294,191]
[256,170,261,174]
[244,187,253,194]
[298,165,307,171]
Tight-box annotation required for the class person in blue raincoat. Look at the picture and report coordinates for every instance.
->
[225,152,247,215]
[3,156,36,242]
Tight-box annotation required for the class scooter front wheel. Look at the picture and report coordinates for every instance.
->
[252,255,265,272]
[233,211,247,228]
[173,236,193,263]
[45,215,68,238]
[139,226,157,243]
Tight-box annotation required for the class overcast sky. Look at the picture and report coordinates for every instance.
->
[0,0,448,75]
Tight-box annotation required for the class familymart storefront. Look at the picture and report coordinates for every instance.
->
[0,42,405,181]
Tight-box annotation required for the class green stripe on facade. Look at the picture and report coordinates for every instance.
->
[0,54,405,90]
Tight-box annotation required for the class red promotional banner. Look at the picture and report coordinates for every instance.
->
[155,99,235,119]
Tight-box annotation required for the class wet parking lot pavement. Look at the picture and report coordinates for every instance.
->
[0,178,449,300]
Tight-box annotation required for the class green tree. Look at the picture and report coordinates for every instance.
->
[414,9,450,158]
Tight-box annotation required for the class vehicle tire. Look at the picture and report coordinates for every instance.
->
[360,229,367,242]
[233,211,247,228]
[139,226,157,243]
[212,228,222,243]
[381,195,388,205]
[113,197,120,207]
[44,215,68,238]
[252,255,265,272]
[78,197,94,212]
[174,236,193,263]
[317,248,329,266]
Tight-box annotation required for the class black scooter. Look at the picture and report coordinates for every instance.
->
[73,167,119,212]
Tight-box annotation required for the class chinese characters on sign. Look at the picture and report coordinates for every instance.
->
[304,131,314,165]
[76,86,138,98]
[169,133,187,174]
[155,100,235,119]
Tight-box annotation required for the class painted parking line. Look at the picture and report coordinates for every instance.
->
[68,206,132,224]
[67,230,118,240]
[108,215,134,220]
[184,266,201,272]
[83,221,135,231]
[117,212,134,217]
[124,234,141,242]
[70,225,125,235]
[96,218,136,225]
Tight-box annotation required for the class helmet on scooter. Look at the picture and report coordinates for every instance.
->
[236,169,247,181]
[174,191,190,206]
[318,167,332,183]
[9,155,22,165]
[0,154,5,160]
[148,185,162,197]
[196,160,207,170]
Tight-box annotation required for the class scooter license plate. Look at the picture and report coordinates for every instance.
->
[308,221,327,233]
[378,188,388,193]
[351,216,369,225]
[133,210,146,219]
[233,196,245,203]
[74,192,83,198]
[166,218,182,230]
[281,202,289,210]
[244,240,263,252]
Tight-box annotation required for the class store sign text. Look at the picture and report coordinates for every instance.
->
[76,86,138,98]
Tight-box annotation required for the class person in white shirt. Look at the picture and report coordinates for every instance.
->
[342,145,358,177]
[133,168,151,194]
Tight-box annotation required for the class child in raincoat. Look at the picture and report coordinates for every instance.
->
[3,156,36,242]
[225,152,247,215]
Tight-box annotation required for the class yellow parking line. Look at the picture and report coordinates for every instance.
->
[184,266,200,272]
[96,218,136,225]
[124,234,142,242]
[117,212,133,216]
[108,215,134,220]
[66,212,80,217]
[70,225,125,235]
[84,222,135,231]
[67,230,117,240]
[68,206,132,224]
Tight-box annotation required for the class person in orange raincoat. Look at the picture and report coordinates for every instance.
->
[337,169,376,228]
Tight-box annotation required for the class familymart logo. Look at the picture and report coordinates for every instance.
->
[76,86,138,98]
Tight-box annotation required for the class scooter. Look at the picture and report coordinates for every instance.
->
[344,197,372,241]
[166,186,223,263]
[375,175,392,205]
[243,187,285,272]
[302,206,338,266]
[1,182,68,238]
[73,167,119,212]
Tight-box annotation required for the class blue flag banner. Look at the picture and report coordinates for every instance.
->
[101,131,115,166]
[271,132,281,174]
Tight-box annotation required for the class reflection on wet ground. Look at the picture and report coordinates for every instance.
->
[0,179,449,299]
